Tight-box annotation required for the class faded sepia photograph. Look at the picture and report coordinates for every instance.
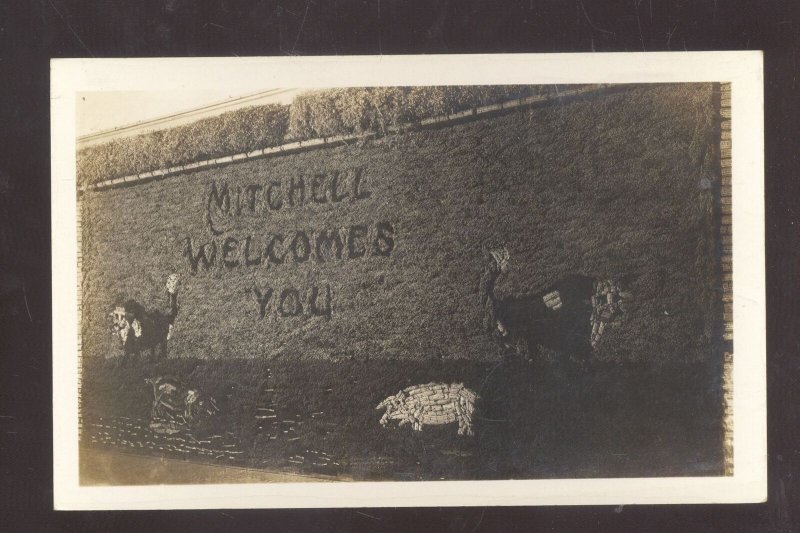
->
[52,54,765,508]
[76,81,733,483]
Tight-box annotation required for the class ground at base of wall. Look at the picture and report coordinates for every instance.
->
[79,356,725,483]
[79,448,344,485]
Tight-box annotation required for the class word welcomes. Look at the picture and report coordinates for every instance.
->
[183,168,397,319]
[183,222,395,272]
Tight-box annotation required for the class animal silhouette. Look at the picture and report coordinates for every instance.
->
[145,375,186,420]
[480,248,627,363]
[145,375,219,423]
[377,382,479,436]
[110,274,179,365]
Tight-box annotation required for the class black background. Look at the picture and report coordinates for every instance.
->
[1,1,797,531]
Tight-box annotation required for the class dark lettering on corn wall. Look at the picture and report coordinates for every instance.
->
[183,223,395,272]
[252,285,333,320]
[204,167,371,236]
[184,168,396,318]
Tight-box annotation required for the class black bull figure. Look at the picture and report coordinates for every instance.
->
[480,248,628,363]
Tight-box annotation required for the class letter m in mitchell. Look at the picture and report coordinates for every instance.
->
[209,181,231,212]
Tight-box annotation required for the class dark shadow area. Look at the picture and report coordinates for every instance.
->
[80,356,724,482]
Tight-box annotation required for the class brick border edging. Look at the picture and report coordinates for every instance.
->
[78,84,614,194]
[719,82,734,477]
[76,195,83,440]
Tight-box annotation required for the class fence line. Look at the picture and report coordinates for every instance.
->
[78,84,613,194]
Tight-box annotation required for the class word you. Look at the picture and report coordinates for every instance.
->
[253,285,332,320]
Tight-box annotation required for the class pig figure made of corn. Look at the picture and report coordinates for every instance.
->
[376,382,478,436]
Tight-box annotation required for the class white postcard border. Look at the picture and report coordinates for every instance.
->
[52,52,765,509]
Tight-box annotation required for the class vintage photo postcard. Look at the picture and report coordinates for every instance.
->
[52,53,765,509]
